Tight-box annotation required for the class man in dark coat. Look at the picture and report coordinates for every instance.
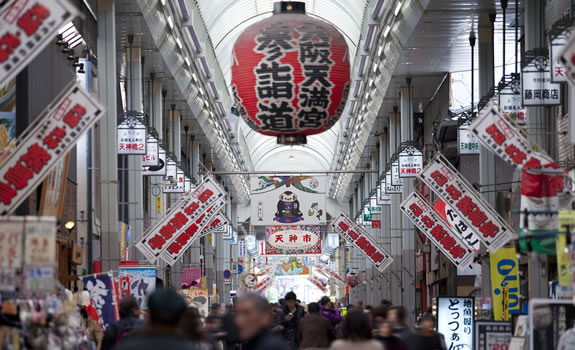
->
[278,292,306,349]
[298,302,335,349]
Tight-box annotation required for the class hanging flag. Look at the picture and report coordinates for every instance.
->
[118,275,132,297]
[557,211,575,292]
[82,273,117,328]
[314,264,346,285]
[489,248,520,321]
[308,273,328,293]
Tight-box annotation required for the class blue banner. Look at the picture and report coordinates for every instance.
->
[82,273,116,328]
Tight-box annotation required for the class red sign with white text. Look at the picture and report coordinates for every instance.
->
[331,214,393,272]
[0,82,104,214]
[418,156,515,252]
[308,273,328,293]
[314,264,345,285]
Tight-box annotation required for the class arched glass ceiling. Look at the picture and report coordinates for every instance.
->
[195,0,369,87]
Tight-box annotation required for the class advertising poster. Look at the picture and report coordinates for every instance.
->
[474,321,513,350]
[490,248,520,320]
[178,289,209,317]
[181,267,202,289]
[264,225,321,255]
[250,175,326,226]
[118,266,157,309]
[437,297,474,350]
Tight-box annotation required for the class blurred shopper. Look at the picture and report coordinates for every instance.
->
[102,296,142,350]
[329,311,383,350]
[234,294,290,350]
[221,300,240,350]
[411,314,446,350]
[386,306,412,346]
[280,291,305,349]
[80,307,103,350]
[270,303,285,333]
[375,320,403,350]
[113,289,192,350]
[354,300,364,312]
[371,305,388,335]
[298,302,335,349]
[180,307,218,350]
[319,296,342,330]
[210,303,222,317]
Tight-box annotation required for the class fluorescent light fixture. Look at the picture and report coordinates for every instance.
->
[363,25,375,52]
[371,0,385,20]
[176,37,183,49]
[353,80,362,97]
[383,24,391,38]
[69,36,83,48]
[200,56,212,78]
[167,15,174,29]
[378,44,384,57]
[177,0,189,20]
[394,1,403,16]
[185,57,191,66]
[187,26,203,54]
[358,55,367,77]
[161,0,167,5]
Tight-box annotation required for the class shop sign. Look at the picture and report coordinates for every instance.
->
[24,217,57,265]
[398,145,423,177]
[391,160,403,186]
[521,55,561,106]
[370,197,381,212]
[164,168,185,193]
[0,82,104,215]
[0,217,24,271]
[118,266,156,309]
[250,175,326,226]
[264,225,321,255]
[314,264,345,285]
[377,185,391,206]
[160,198,226,266]
[363,206,372,222]
[135,176,225,263]
[142,134,158,166]
[458,124,480,154]
[143,147,166,176]
[253,274,274,294]
[418,155,515,252]
[550,28,573,83]
[117,116,146,154]
[332,213,393,272]
[246,235,257,255]
[0,0,79,87]
[326,233,339,249]
[164,157,177,183]
[474,321,513,350]
[498,77,526,125]
[385,170,402,193]
[81,273,117,328]
[372,219,381,229]
[401,192,475,268]
[437,297,474,350]
[181,267,202,289]
[308,273,328,293]
[471,100,552,169]
[239,240,247,257]
[184,177,192,193]
[23,265,56,297]
[177,289,208,316]
[490,248,520,320]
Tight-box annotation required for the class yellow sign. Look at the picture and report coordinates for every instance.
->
[156,196,161,215]
[490,247,520,321]
[557,211,574,287]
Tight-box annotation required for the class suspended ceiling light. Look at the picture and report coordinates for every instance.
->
[167,15,174,29]
[394,1,403,16]
[161,0,167,5]
[383,24,392,38]
[176,37,183,49]
[289,155,295,161]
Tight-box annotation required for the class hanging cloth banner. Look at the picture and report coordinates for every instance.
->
[401,191,475,268]
[253,274,274,294]
[135,176,225,263]
[331,213,393,272]
[489,248,520,321]
[308,273,328,293]
[417,155,515,252]
[314,264,345,285]
[82,273,118,329]
[470,100,553,169]
[0,0,79,87]
[0,81,104,214]
[118,266,156,309]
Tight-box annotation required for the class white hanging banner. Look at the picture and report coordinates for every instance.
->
[417,155,515,252]
[377,185,391,206]
[142,134,158,166]
[135,176,226,263]
[0,0,79,87]
[470,100,553,169]
[117,116,146,154]
[401,192,475,268]
[498,77,527,125]
[308,273,328,293]
[143,147,166,176]
[398,145,423,177]
[385,170,402,194]
[164,157,177,182]
[550,28,573,83]
[314,264,346,285]
[0,82,104,214]
[164,168,185,193]
[521,55,561,106]
[391,161,403,186]
[331,213,393,272]
[458,123,481,154]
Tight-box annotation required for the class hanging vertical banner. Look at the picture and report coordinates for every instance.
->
[391,161,403,186]
[377,185,391,206]
[24,217,57,265]
[0,217,23,291]
[118,266,157,309]
[82,273,117,328]
[470,100,552,169]
[521,55,561,106]
[401,192,475,268]
[164,157,177,183]
[437,297,474,350]
[0,0,79,87]
[458,123,481,154]
[418,155,515,252]
[385,170,402,193]
[250,175,326,225]
[550,28,573,83]
[398,145,423,177]
[557,211,575,290]
[331,213,393,272]
[164,168,185,193]
[0,82,104,215]
[143,147,166,176]
[117,115,146,154]
[308,273,328,293]
[498,77,527,125]
[490,248,520,321]
[142,134,159,166]
[239,240,247,257]
[135,176,225,263]
[181,268,202,289]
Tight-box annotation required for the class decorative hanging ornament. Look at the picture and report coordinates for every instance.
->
[231,1,350,144]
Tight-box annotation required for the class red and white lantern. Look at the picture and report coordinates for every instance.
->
[231,2,350,144]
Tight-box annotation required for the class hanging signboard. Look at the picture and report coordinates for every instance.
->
[326,233,339,249]
[314,264,345,285]
[195,213,229,240]
[474,321,513,350]
[391,161,403,186]
[143,147,166,176]
[490,247,520,321]
[370,197,381,213]
[239,240,247,258]
[377,185,391,206]
[164,168,185,193]
[246,235,257,255]
[332,213,393,272]
[184,177,192,193]
[250,175,326,226]
[142,134,159,166]
[117,115,146,155]
[498,77,527,125]
[0,217,24,291]
[308,273,328,293]
[398,145,423,177]
[401,192,475,268]
[437,297,474,350]
[521,55,561,106]
[550,28,573,83]
[24,217,57,266]
[458,124,481,154]
[81,273,117,329]
[470,100,552,169]
[0,82,104,215]
[0,0,79,87]
[418,155,515,252]
[264,225,322,255]
[164,157,177,183]
[135,176,225,263]
[385,170,402,193]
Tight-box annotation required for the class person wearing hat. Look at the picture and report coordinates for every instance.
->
[279,291,305,349]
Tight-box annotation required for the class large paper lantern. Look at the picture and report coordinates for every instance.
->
[231,1,350,144]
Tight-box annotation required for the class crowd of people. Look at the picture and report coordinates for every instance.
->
[80,289,447,350]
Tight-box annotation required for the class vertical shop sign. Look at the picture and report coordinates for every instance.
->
[82,273,117,328]
[164,156,177,183]
[0,0,79,87]
[377,185,391,205]
[0,82,104,214]
[117,115,146,154]
[521,55,561,106]
[239,240,247,257]
[458,123,481,154]
[418,155,515,251]
[557,211,575,291]
[498,77,527,125]
[118,266,157,309]
[0,217,23,290]
[550,28,573,83]
[143,147,166,176]
[490,248,520,320]
[24,217,57,265]
[398,145,423,177]
[437,297,474,350]
[164,168,185,193]
[385,170,402,193]
[391,160,403,186]
[142,134,158,166]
